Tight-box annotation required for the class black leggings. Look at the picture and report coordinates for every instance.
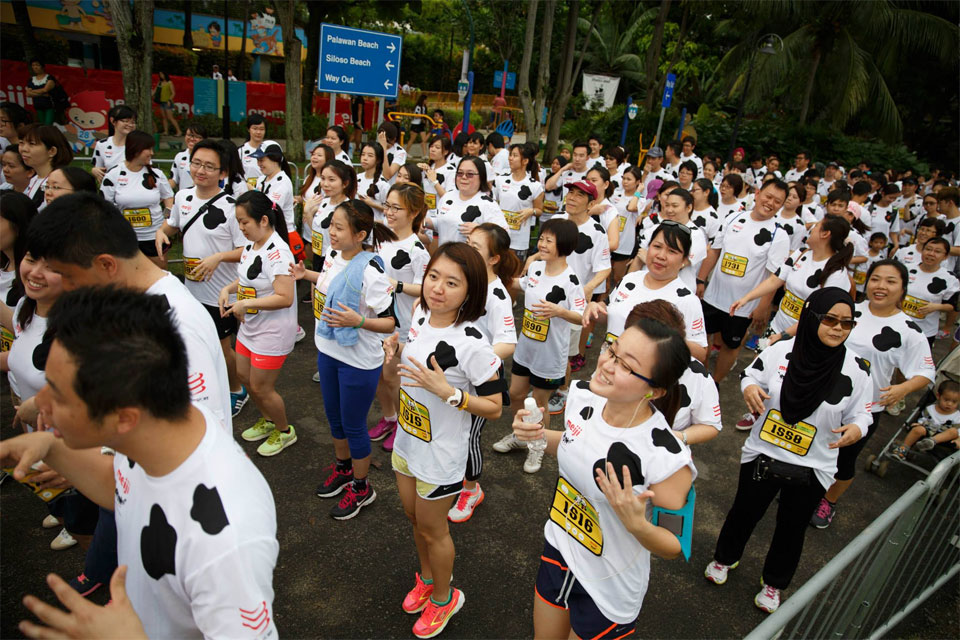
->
[714,460,826,589]
[834,414,879,481]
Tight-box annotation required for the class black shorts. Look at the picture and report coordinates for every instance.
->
[312,253,323,272]
[535,541,637,640]
[203,303,238,340]
[702,301,753,349]
[610,252,632,263]
[138,239,159,257]
[410,122,425,133]
[512,360,565,390]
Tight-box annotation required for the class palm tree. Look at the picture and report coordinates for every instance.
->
[713,0,958,140]
[578,1,657,87]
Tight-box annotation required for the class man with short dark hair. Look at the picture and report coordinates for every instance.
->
[679,135,703,175]
[485,132,509,177]
[641,146,672,191]
[783,151,811,183]
[545,140,590,197]
[664,141,683,178]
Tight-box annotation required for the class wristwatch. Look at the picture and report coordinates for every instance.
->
[396,281,404,294]
[445,389,463,407]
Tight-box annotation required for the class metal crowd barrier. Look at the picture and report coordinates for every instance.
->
[746,450,960,640]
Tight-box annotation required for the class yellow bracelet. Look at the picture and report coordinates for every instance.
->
[459,392,470,411]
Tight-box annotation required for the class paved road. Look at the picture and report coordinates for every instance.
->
[2,299,957,638]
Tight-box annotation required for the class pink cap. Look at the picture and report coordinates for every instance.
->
[847,201,864,219]
[566,180,598,199]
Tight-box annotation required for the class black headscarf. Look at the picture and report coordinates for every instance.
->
[779,287,855,425]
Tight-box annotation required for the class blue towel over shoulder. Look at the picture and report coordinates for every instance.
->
[316,251,385,347]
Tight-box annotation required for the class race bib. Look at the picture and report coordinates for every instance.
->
[543,199,559,214]
[550,476,603,556]
[246,177,259,189]
[122,208,152,228]
[184,257,202,282]
[312,230,323,256]
[425,193,437,210]
[0,326,13,352]
[779,289,804,320]
[313,288,326,320]
[618,215,627,232]
[237,285,258,314]
[901,294,926,319]
[853,270,866,286]
[720,252,748,277]
[398,388,431,442]
[521,308,549,342]
[502,210,523,231]
[760,409,817,457]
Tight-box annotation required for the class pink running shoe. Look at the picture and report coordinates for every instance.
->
[369,417,396,442]
[403,573,435,614]
[382,426,398,452]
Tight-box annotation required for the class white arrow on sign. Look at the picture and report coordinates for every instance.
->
[384,79,393,90]
[387,42,396,54]
[385,60,394,71]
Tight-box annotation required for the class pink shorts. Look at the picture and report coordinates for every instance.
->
[236,339,287,370]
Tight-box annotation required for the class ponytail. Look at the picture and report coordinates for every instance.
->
[695,177,719,209]
[818,214,853,286]
[338,199,398,250]
[511,143,539,180]
[473,223,521,290]
[235,190,289,241]
[387,182,428,233]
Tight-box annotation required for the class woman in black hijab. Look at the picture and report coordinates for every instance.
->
[703,287,874,614]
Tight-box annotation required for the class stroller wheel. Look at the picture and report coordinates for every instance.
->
[865,454,878,472]
[876,460,889,478]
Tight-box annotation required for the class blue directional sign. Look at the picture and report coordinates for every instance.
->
[662,72,677,108]
[493,70,516,90]
[318,24,402,98]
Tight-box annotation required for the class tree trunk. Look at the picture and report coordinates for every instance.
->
[182,0,193,49]
[239,0,249,80]
[106,0,154,134]
[532,0,556,148]
[642,0,672,111]
[544,0,597,159]
[11,0,38,62]
[798,46,821,126]
[274,0,303,161]
[301,7,323,116]
[659,2,689,92]
[517,0,539,140]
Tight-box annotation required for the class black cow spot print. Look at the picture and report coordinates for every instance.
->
[102,177,115,187]
[391,250,411,270]
[141,173,156,190]
[492,287,507,300]
[267,242,275,250]
[119,170,126,176]
[202,204,227,230]
[464,326,483,340]
[461,205,482,223]
[368,258,385,273]
[651,427,682,453]
[593,442,645,489]
[190,484,229,535]
[824,373,853,405]
[575,380,591,390]
[753,228,773,246]
[580,406,594,420]
[676,287,692,297]
[872,326,901,352]
[414,240,426,251]
[806,269,823,289]
[31,335,52,371]
[545,285,567,304]
[534,270,542,277]
[503,178,511,184]
[417,316,425,325]
[575,232,594,254]
[329,250,338,259]
[387,152,395,165]
[928,277,948,295]
[855,357,871,375]
[623,282,636,290]
[737,218,746,224]
[678,383,692,408]
[689,358,709,377]
[593,223,605,234]
[784,224,795,235]
[693,215,706,228]
[569,274,580,285]
[784,257,795,268]
[854,309,862,319]
[445,199,454,206]
[436,173,445,185]
[905,320,923,334]
[246,256,263,279]
[517,185,532,200]
[751,358,764,371]
[128,457,136,468]
[185,194,194,202]
[141,504,177,580]
[481,194,495,203]
[427,341,459,371]
[320,213,333,229]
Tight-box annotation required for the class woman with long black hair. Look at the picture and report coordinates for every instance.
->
[325,125,352,165]
[91,105,135,181]
[239,114,278,186]
[705,287,872,614]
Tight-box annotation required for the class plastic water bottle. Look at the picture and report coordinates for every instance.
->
[524,397,547,452]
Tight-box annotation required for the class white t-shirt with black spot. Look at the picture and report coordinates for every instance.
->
[394,307,501,485]
[716,199,747,221]
[847,301,935,413]
[435,190,508,246]
[169,189,244,307]
[604,271,706,348]
[852,250,887,292]
[93,136,125,172]
[357,173,389,220]
[514,260,586,380]
[771,249,852,333]
[379,234,430,343]
[309,196,345,260]
[334,150,352,166]
[170,149,194,191]
[478,277,517,346]
[313,250,395,370]
[740,339,873,489]
[868,203,901,242]
[495,173,544,250]
[893,245,922,268]
[255,172,295,232]
[675,358,722,432]
[637,213,708,290]
[691,206,721,245]
[113,404,278,640]
[555,214,612,296]
[545,383,696,624]
[421,162,456,217]
[7,299,49,402]
[384,143,407,185]
[237,232,297,357]
[776,212,807,252]
[239,140,279,184]
[940,215,960,272]
[704,212,791,318]
[904,265,960,337]
[100,164,174,241]
[490,148,510,177]
[612,192,642,256]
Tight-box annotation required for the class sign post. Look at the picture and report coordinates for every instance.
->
[619,95,634,146]
[653,72,676,148]
[318,24,402,99]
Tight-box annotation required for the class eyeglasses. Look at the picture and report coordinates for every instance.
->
[600,339,657,385]
[456,171,479,178]
[812,312,856,331]
[659,219,692,235]
[44,184,73,193]
[383,204,407,214]
[190,160,221,172]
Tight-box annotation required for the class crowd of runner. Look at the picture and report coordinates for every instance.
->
[0,100,958,638]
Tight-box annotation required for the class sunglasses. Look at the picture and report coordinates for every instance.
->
[659,219,692,235]
[812,312,856,331]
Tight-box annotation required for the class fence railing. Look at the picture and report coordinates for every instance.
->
[746,450,960,640]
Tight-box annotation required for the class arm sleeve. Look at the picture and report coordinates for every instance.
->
[740,342,781,393]
[158,170,174,200]
[490,295,517,345]
[842,366,876,439]
[168,192,185,229]
[900,329,937,382]
[99,168,117,203]
[593,229,612,272]
[363,265,395,314]
[764,229,792,273]
[680,297,708,347]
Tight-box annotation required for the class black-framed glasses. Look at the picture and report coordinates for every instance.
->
[659,219,692,235]
[600,338,657,385]
[812,312,856,331]
[190,160,221,172]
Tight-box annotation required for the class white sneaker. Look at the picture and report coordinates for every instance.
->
[492,432,526,453]
[524,446,545,473]
[42,514,60,529]
[447,485,485,523]
[295,325,307,343]
[50,528,77,551]
[754,580,781,613]
[704,560,738,585]
[548,390,568,415]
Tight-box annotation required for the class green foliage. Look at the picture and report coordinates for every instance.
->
[1,24,70,64]
[154,45,199,76]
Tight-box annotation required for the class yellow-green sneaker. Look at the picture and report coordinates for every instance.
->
[241,418,275,442]
[257,426,298,457]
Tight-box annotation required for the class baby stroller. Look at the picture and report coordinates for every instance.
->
[866,342,960,478]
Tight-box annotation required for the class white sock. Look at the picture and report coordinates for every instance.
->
[385,414,398,423]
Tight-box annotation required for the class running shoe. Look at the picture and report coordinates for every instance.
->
[256,426,298,457]
[890,445,908,461]
[316,463,354,498]
[312,371,321,383]
[369,417,397,442]
[295,325,306,342]
[447,485,484,523]
[735,412,759,431]
[330,482,376,520]
[916,437,937,452]
[524,447,545,474]
[754,580,781,613]
[68,573,102,598]
[382,427,398,452]
[887,399,906,416]
[704,560,738,585]
[412,588,465,639]
[745,334,760,351]
[809,497,836,529]
[42,514,60,529]
[230,386,249,417]
[403,573,435,614]
[937,329,950,340]
[569,354,586,372]
[241,418,275,442]
[50,528,77,551]
[548,390,568,415]
[492,432,526,453]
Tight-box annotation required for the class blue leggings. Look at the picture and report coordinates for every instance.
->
[316,351,382,459]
